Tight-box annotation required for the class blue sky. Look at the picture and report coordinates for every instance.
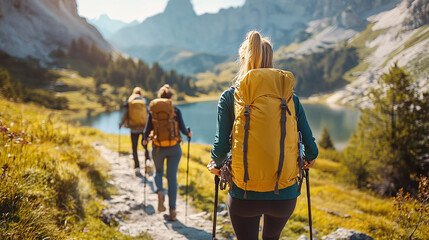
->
[76,0,245,23]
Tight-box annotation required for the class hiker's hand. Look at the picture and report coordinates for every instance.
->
[207,160,221,177]
[304,160,315,169]
[142,139,148,146]
[187,131,193,138]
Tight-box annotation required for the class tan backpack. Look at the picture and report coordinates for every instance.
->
[127,95,148,130]
[149,98,181,147]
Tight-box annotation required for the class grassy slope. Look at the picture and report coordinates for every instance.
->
[343,23,387,82]
[50,69,132,120]
[4,97,426,239]
[192,62,237,97]
[173,145,427,239]
[0,98,150,240]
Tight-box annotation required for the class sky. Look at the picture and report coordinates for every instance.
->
[76,0,245,23]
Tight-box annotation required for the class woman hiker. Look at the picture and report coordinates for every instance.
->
[208,31,318,240]
[119,87,149,176]
[142,84,192,221]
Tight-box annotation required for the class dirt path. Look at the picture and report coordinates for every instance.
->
[93,142,225,240]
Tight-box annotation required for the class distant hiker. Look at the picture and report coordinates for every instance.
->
[119,87,148,176]
[142,84,192,221]
[208,31,318,240]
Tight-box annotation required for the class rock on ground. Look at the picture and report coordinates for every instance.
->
[321,228,374,240]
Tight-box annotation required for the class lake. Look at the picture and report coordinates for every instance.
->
[79,101,360,150]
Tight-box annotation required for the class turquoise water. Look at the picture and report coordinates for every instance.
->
[79,101,360,150]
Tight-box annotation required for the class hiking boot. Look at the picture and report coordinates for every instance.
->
[135,167,142,177]
[157,191,166,212]
[169,208,177,221]
[145,165,153,174]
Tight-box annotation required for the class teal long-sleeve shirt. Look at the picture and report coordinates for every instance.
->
[210,87,319,200]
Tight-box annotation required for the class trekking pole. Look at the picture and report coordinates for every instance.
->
[143,144,150,208]
[118,126,121,158]
[305,169,313,240]
[185,127,191,224]
[212,175,220,240]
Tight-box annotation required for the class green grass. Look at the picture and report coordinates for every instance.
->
[53,69,96,90]
[171,143,429,239]
[48,69,132,121]
[5,95,426,239]
[0,98,150,240]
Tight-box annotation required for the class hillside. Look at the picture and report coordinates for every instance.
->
[0,98,150,239]
[121,45,232,75]
[194,0,428,104]
[111,0,398,55]
[89,14,138,39]
[0,0,113,63]
[109,0,399,74]
[323,0,429,106]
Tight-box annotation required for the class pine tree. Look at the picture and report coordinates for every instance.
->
[318,125,335,150]
[342,63,429,195]
[0,67,17,99]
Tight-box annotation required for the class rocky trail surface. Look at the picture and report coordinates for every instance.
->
[93,142,226,240]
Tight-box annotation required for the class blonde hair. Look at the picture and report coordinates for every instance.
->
[132,87,142,95]
[157,84,173,99]
[128,87,143,101]
[235,31,273,85]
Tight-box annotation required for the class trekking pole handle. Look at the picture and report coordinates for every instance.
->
[187,127,191,141]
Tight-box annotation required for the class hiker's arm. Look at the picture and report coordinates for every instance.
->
[211,88,234,167]
[175,107,191,137]
[142,113,153,144]
[294,95,319,162]
[119,102,128,128]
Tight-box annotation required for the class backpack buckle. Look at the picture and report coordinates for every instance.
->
[280,99,287,109]
[244,106,250,116]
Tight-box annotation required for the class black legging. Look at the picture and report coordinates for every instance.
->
[227,195,297,240]
[131,132,142,168]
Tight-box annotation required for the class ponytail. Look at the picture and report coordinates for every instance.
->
[235,31,273,85]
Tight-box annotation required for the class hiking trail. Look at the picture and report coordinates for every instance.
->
[93,142,226,240]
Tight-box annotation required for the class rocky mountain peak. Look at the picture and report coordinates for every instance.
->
[335,7,367,29]
[403,0,429,30]
[0,0,112,61]
[164,0,195,17]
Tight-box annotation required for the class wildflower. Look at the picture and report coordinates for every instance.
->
[0,126,8,133]
[7,154,12,158]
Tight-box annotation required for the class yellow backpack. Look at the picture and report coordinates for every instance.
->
[231,68,299,194]
[149,98,181,147]
[127,95,148,130]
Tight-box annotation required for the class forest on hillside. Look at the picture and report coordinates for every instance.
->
[0,38,198,110]
[276,47,359,96]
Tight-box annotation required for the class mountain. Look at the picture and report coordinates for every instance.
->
[111,0,399,55]
[121,45,232,75]
[89,14,138,39]
[109,0,400,74]
[324,0,429,106]
[0,0,113,62]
